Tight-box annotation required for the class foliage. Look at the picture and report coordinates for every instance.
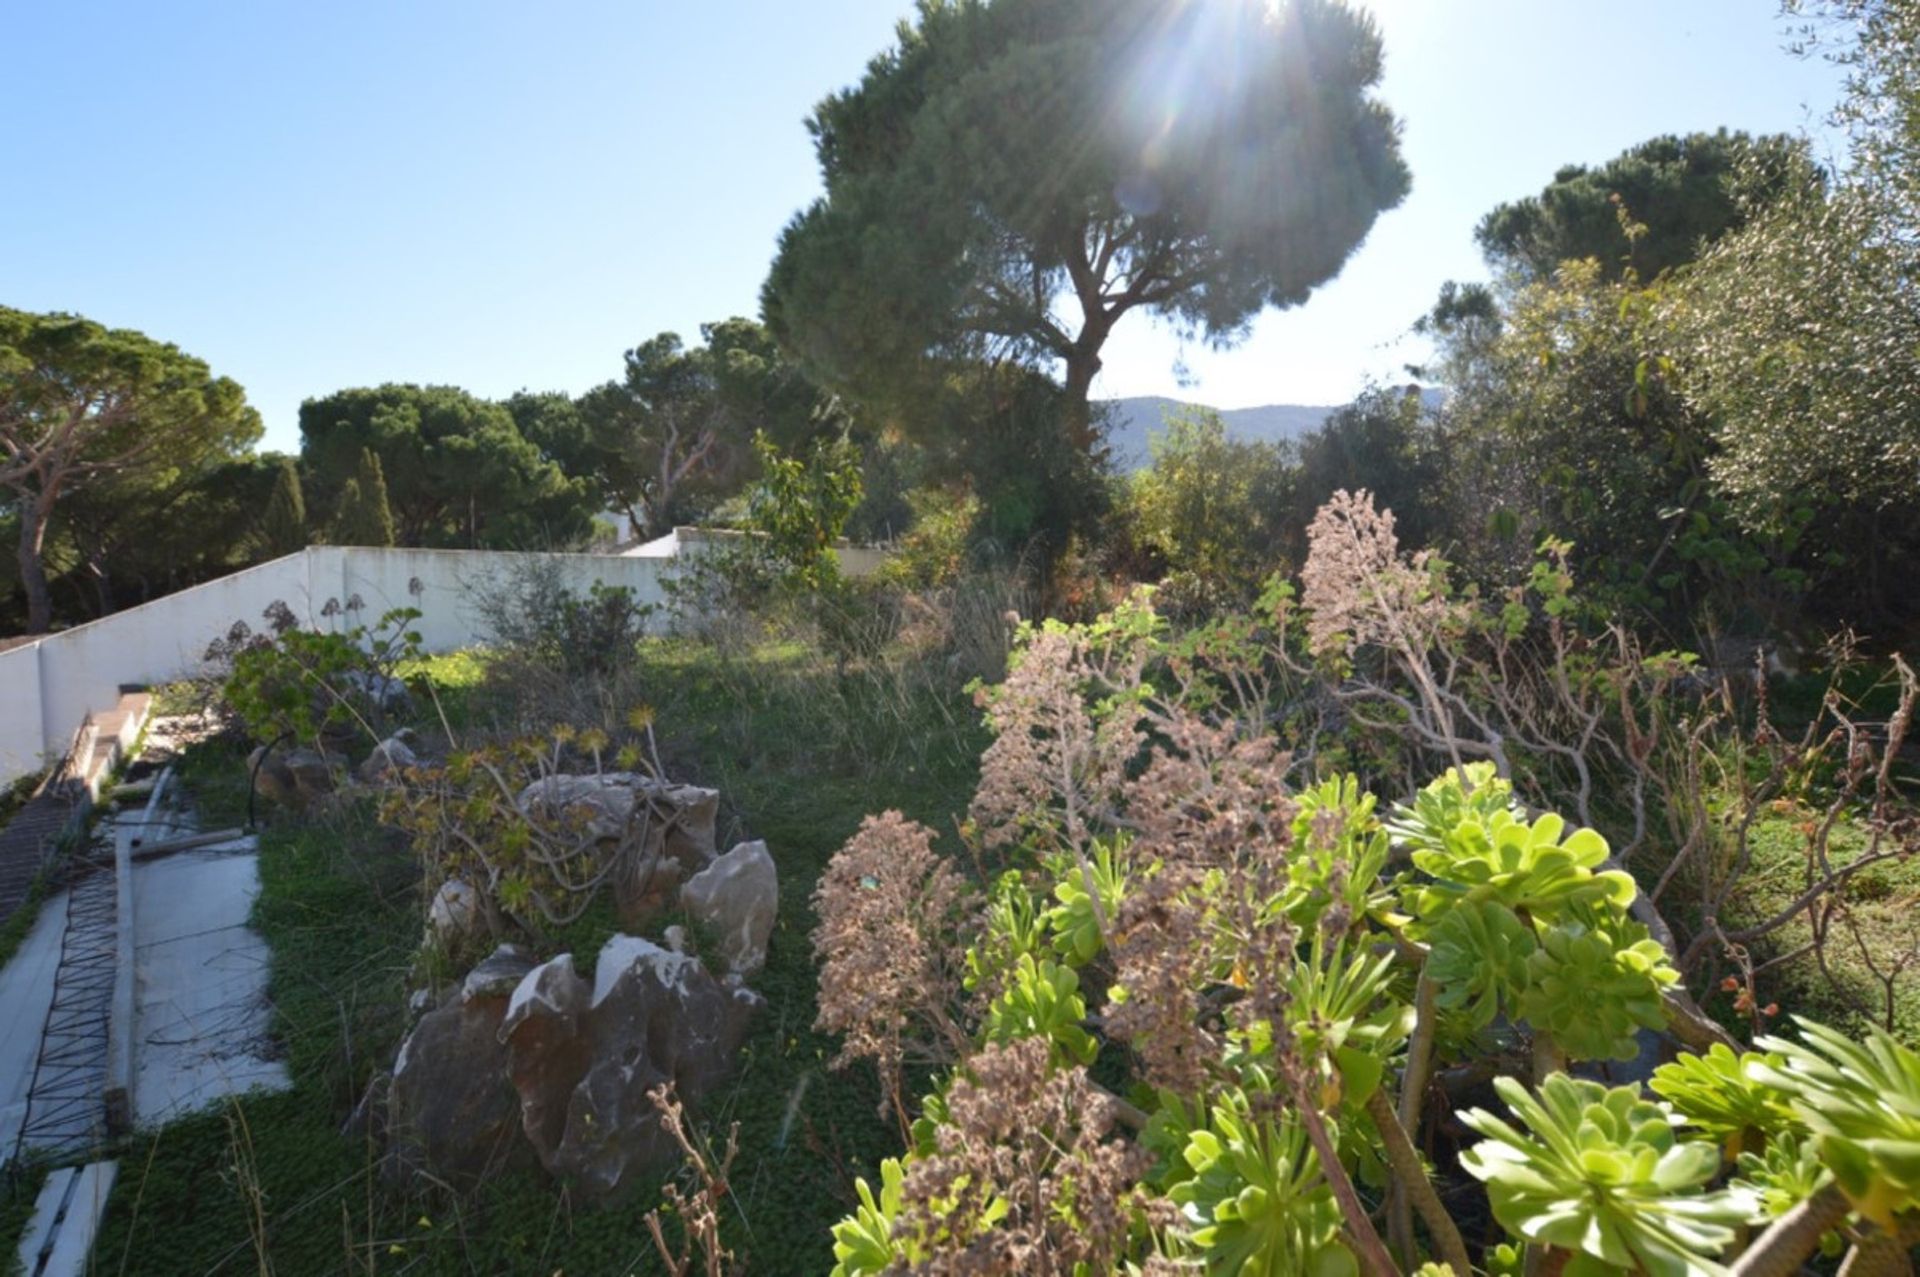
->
[1459,1075,1752,1276]
[741,430,865,591]
[875,485,981,590]
[379,716,671,935]
[259,454,307,556]
[26,451,285,626]
[1126,407,1294,613]
[1292,387,1442,561]
[1474,129,1812,284]
[1518,913,1677,1063]
[1750,1018,1920,1228]
[1422,900,1534,1030]
[468,556,653,679]
[810,810,970,1115]
[806,556,1920,1275]
[913,362,1112,565]
[1666,164,1920,605]
[1412,75,1918,637]
[763,0,1409,440]
[222,601,423,749]
[548,318,837,541]
[1430,257,1798,625]
[1649,1043,1795,1149]
[1160,1091,1358,1277]
[300,383,592,549]
[331,446,397,546]
[830,1037,1144,1276]
[0,304,261,631]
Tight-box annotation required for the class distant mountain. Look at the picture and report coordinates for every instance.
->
[1099,389,1445,472]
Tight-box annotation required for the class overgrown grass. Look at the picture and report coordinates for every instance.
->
[1,1164,47,1277]
[1724,807,1920,1042]
[94,630,987,1272]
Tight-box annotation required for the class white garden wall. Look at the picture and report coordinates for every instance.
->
[0,533,871,789]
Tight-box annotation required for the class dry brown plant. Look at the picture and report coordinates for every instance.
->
[643,1083,741,1277]
[892,1037,1149,1276]
[811,811,973,1123]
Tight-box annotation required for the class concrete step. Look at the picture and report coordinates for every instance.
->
[77,692,153,798]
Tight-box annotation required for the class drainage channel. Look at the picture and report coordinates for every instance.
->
[10,845,118,1163]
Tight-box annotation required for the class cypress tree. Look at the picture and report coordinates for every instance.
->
[334,449,397,546]
[261,456,307,555]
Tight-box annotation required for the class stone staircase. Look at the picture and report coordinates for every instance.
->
[74,691,152,799]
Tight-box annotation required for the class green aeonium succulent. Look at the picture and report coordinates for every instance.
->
[1650,1043,1797,1153]
[1518,912,1677,1062]
[1461,1074,1753,1275]
[1733,1131,1833,1225]
[1750,1017,1920,1229]
[1403,806,1637,933]
[1385,762,1515,855]
[1163,1091,1359,1277]
[1425,899,1536,1030]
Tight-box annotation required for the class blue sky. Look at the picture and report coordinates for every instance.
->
[1,1,1847,452]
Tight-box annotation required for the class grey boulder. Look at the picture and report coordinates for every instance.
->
[679,840,778,976]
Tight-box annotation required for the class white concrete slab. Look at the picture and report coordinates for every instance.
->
[131,843,288,1124]
[14,1161,117,1277]
[0,889,70,1156]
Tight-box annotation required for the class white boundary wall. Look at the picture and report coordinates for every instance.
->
[0,534,871,789]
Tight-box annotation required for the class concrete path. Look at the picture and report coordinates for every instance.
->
[2,761,289,1277]
[0,889,70,1156]
[132,838,288,1122]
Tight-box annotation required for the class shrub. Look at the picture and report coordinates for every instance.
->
[220,598,423,749]
[1124,406,1295,616]
[808,518,1920,1275]
[469,557,652,679]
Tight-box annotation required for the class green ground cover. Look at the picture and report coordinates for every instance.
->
[1727,808,1920,1042]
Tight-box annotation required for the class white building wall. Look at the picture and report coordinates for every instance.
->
[0,535,891,789]
[0,642,46,783]
[0,536,819,789]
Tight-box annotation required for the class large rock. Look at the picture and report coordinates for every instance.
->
[639,778,720,876]
[514,774,721,923]
[428,879,483,948]
[359,729,420,783]
[679,840,778,977]
[516,773,641,843]
[556,936,762,1197]
[385,978,528,1182]
[462,943,537,1002]
[493,935,761,1199]
[499,954,594,1164]
[247,745,335,810]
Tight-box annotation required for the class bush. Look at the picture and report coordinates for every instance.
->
[220,598,423,749]
[469,558,652,679]
[1123,406,1295,615]
[807,498,1920,1275]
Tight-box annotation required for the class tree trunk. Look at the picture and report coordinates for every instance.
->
[17,494,55,634]
[1062,347,1103,454]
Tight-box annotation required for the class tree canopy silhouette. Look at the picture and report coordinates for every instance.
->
[763,0,1410,448]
